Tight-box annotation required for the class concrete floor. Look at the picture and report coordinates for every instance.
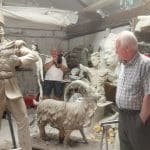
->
[0,108,120,150]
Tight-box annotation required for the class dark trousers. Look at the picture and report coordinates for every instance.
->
[119,109,150,150]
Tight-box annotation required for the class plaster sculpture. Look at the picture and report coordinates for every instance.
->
[99,33,119,85]
[37,80,99,146]
[79,33,119,105]
[69,67,81,80]
[135,15,150,32]
[0,41,21,79]
[31,43,44,101]
[0,40,26,127]
[79,52,108,104]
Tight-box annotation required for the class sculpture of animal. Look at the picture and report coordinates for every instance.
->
[37,80,99,145]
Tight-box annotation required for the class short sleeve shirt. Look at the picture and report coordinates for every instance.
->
[116,53,150,110]
[44,56,67,81]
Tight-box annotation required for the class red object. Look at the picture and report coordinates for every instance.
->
[24,95,36,107]
[144,53,150,57]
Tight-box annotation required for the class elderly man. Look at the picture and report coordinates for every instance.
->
[115,31,150,150]
[0,13,38,150]
[43,48,68,100]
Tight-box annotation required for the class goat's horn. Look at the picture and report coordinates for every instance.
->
[64,80,91,101]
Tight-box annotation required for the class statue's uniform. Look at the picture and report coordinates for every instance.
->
[0,41,38,150]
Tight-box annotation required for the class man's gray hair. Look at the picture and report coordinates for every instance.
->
[116,31,138,52]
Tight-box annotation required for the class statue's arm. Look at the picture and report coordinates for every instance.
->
[79,64,90,73]
[15,40,38,66]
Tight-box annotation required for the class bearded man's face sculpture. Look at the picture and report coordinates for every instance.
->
[100,33,118,69]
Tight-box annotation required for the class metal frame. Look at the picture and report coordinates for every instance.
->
[100,120,119,150]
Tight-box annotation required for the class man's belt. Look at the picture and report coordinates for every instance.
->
[119,108,140,114]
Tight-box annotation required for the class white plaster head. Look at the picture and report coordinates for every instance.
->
[90,52,100,67]
[31,44,36,50]
[100,33,118,69]
[31,43,40,52]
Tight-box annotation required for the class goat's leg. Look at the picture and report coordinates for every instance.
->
[59,128,65,143]
[38,122,49,141]
[79,128,88,143]
[64,130,72,146]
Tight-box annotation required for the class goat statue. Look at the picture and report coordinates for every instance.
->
[37,80,99,146]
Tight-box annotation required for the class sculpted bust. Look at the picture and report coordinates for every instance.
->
[99,33,119,85]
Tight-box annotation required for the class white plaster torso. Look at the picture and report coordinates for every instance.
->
[80,52,108,103]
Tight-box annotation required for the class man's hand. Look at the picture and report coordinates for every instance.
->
[140,95,150,124]
[139,113,147,124]
[44,59,54,71]
[53,56,58,64]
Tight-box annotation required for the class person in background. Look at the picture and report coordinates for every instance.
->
[0,13,38,150]
[115,30,150,150]
[43,48,68,100]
